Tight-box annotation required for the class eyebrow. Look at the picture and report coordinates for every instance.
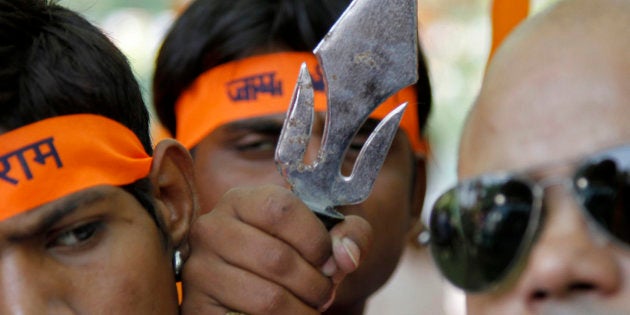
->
[223,118,285,135]
[224,117,381,136]
[8,190,107,242]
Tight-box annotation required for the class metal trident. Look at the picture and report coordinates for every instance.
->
[275,0,419,228]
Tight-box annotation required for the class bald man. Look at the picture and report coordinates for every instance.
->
[427,0,630,314]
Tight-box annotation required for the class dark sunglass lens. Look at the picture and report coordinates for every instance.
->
[429,191,467,286]
[429,178,535,291]
[575,156,630,244]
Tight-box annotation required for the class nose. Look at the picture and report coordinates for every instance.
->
[518,187,621,309]
[0,249,73,314]
[273,113,323,190]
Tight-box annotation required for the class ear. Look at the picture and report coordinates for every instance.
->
[149,139,198,258]
[407,155,427,246]
[410,155,427,223]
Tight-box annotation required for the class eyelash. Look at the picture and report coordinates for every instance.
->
[46,221,104,250]
[235,138,277,152]
[349,139,366,151]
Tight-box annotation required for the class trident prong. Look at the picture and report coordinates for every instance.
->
[275,0,419,228]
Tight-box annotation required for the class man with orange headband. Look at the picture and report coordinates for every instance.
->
[426,0,630,314]
[0,0,196,312]
[153,0,432,314]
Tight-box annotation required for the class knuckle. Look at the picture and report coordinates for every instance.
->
[219,186,251,209]
[256,285,290,314]
[306,231,332,266]
[262,244,295,277]
[259,189,298,227]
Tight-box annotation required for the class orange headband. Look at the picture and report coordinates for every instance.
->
[0,114,153,221]
[490,0,530,59]
[175,52,427,154]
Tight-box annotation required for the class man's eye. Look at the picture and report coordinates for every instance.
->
[345,137,368,160]
[232,134,280,162]
[47,221,103,248]
[235,140,276,152]
[348,139,366,152]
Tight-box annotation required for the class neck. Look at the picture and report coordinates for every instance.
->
[323,302,365,315]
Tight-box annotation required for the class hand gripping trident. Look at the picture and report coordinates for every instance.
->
[275,0,419,229]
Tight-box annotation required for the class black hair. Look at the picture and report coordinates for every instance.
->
[0,0,164,236]
[0,0,152,153]
[153,0,432,137]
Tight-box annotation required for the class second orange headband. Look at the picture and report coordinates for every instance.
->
[175,52,426,154]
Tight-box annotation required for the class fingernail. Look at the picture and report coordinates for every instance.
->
[319,286,338,312]
[342,237,359,268]
[321,256,337,277]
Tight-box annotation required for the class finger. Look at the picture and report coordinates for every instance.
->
[181,252,320,315]
[314,215,373,312]
[202,208,334,307]
[219,185,332,266]
[329,214,373,274]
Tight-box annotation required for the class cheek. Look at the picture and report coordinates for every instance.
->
[464,285,522,315]
[361,160,415,257]
[369,152,415,225]
[337,165,414,300]
[614,248,630,297]
[193,147,285,213]
[368,177,412,264]
[369,174,412,230]
[70,224,176,313]
[354,138,417,243]
[466,294,497,315]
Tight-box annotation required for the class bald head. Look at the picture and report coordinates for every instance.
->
[459,0,630,178]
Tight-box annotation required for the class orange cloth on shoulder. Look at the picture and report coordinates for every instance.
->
[175,52,427,154]
[0,114,153,221]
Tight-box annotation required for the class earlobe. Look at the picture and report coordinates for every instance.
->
[149,139,198,257]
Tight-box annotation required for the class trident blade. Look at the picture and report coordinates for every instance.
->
[275,0,419,223]
[276,64,315,176]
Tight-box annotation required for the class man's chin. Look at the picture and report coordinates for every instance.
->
[330,276,374,310]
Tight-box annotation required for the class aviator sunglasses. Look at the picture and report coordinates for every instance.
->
[425,143,630,292]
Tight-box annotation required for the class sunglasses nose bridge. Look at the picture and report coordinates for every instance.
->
[537,176,572,191]
[537,180,584,222]
[534,176,578,213]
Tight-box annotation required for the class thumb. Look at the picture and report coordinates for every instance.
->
[317,215,372,312]
[329,214,373,274]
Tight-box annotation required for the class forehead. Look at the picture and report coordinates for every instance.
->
[459,36,630,179]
